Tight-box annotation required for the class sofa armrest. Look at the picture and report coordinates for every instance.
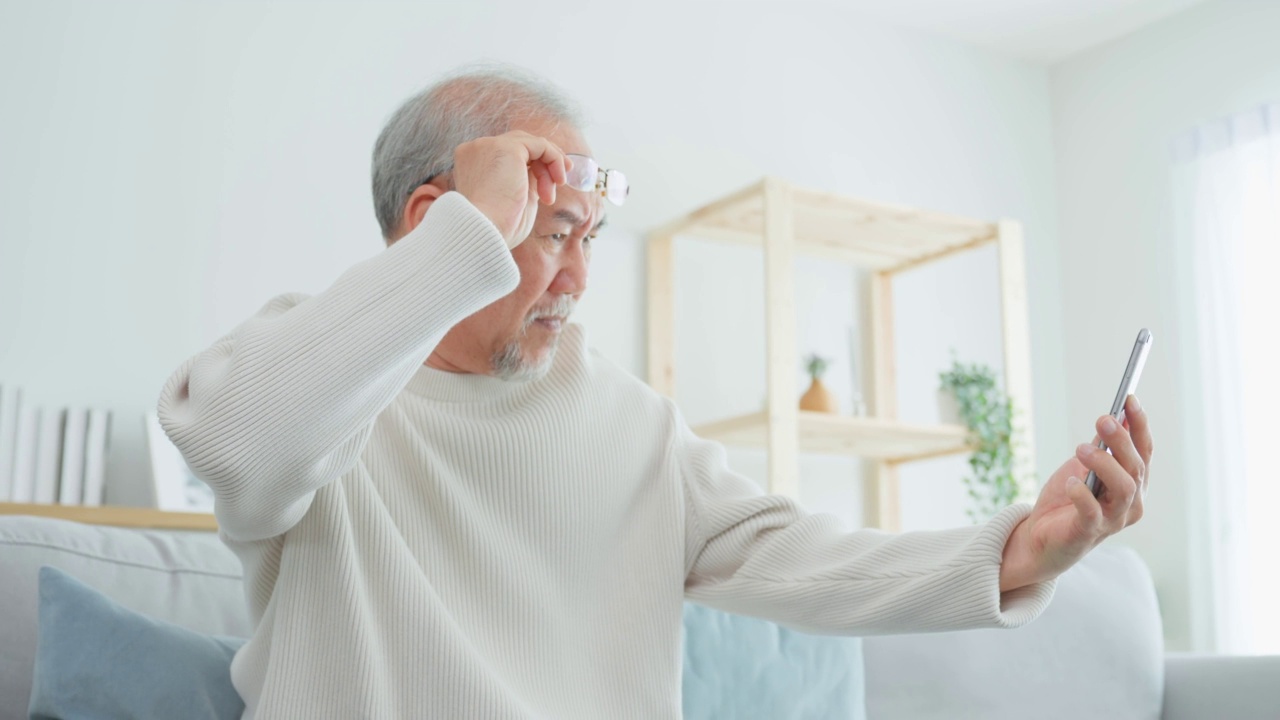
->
[1162,652,1280,720]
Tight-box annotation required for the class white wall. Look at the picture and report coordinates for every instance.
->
[0,1,1066,533]
[1052,0,1280,651]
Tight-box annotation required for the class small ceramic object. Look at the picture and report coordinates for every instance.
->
[799,354,838,414]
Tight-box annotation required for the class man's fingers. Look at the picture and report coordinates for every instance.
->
[513,132,569,187]
[1066,476,1104,536]
[1124,394,1154,474]
[529,163,555,205]
[1076,442,1136,530]
[1097,413,1146,496]
[1126,488,1144,527]
[451,130,580,248]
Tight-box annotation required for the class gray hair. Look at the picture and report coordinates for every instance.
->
[371,63,586,239]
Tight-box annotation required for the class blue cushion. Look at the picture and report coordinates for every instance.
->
[682,602,866,720]
[28,566,247,720]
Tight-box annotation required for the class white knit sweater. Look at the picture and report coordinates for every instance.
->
[157,191,1055,719]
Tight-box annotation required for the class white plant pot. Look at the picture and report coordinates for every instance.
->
[937,389,962,426]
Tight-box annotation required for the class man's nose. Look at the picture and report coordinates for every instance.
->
[548,240,588,295]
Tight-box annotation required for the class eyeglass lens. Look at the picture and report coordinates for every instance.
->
[564,153,628,206]
[605,169,628,205]
[565,155,599,192]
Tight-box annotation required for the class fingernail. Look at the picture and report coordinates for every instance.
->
[1101,416,1117,434]
[1077,443,1093,458]
[1067,476,1082,487]
[1130,394,1141,412]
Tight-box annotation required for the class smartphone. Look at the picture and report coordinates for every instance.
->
[1084,328,1153,497]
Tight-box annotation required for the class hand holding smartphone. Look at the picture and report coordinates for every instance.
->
[1084,329,1153,498]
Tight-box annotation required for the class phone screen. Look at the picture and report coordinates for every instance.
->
[1085,328,1152,497]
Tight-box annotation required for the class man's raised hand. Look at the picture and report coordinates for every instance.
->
[451,131,573,249]
[999,394,1152,592]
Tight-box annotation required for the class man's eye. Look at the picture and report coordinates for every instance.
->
[550,233,568,242]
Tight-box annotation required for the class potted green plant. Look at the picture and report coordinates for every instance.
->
[938,355,1029,523]
[800,353,838,413]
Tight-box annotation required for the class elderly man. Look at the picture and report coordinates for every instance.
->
[158,64,1153,719]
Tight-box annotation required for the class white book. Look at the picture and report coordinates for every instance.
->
[58,408,89,505]
[81,409,111,507]
[33,408,65,504]
[0,384,21,501]
[10,405,39,503]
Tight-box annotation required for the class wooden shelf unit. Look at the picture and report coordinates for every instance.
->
[652,180,1000,272]
[0,502,218,531]
[647,177,1035,531]
[692,412,972,464]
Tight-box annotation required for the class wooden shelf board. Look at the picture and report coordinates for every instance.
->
[692,411,973,463]
[0,503,218,531]
[665,179,998,270]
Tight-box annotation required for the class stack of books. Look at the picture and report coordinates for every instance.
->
[0,384,112,507]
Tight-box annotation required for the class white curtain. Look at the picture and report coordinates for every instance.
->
[1171,102,1280,655]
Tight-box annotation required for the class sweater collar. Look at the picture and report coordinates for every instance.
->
[403,364,527,403]
[403,323,586,403]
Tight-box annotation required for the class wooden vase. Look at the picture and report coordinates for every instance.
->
[799,377,838,413]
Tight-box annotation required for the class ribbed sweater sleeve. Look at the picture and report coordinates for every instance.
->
[677,405,1056,635]
[156,192,520,542]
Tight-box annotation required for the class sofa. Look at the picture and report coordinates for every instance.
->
[2,513,1277,719]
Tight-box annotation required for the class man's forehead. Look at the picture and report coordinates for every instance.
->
[545,199,607,231]
[553,126,590,156]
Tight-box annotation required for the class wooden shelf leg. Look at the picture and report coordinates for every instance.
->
[647,232,676,398]
[867,461,902,533]
[763,178,799,498]
[866,270,899,529]
[996,220,1037,489]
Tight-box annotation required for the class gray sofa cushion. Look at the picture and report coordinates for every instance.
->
[863,543,1164,720]
[0,515,249,720]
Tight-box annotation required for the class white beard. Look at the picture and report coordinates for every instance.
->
[489,295,576,382]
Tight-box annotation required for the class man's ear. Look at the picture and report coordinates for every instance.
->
[392,181,449,244]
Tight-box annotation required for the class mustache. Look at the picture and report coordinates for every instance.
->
[522,295,577,328]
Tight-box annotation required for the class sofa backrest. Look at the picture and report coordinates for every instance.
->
[862,542,1165,720]
[0,515,249,720]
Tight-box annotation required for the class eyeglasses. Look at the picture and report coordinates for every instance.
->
[564,153,629,206]
[416,153,629,206]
